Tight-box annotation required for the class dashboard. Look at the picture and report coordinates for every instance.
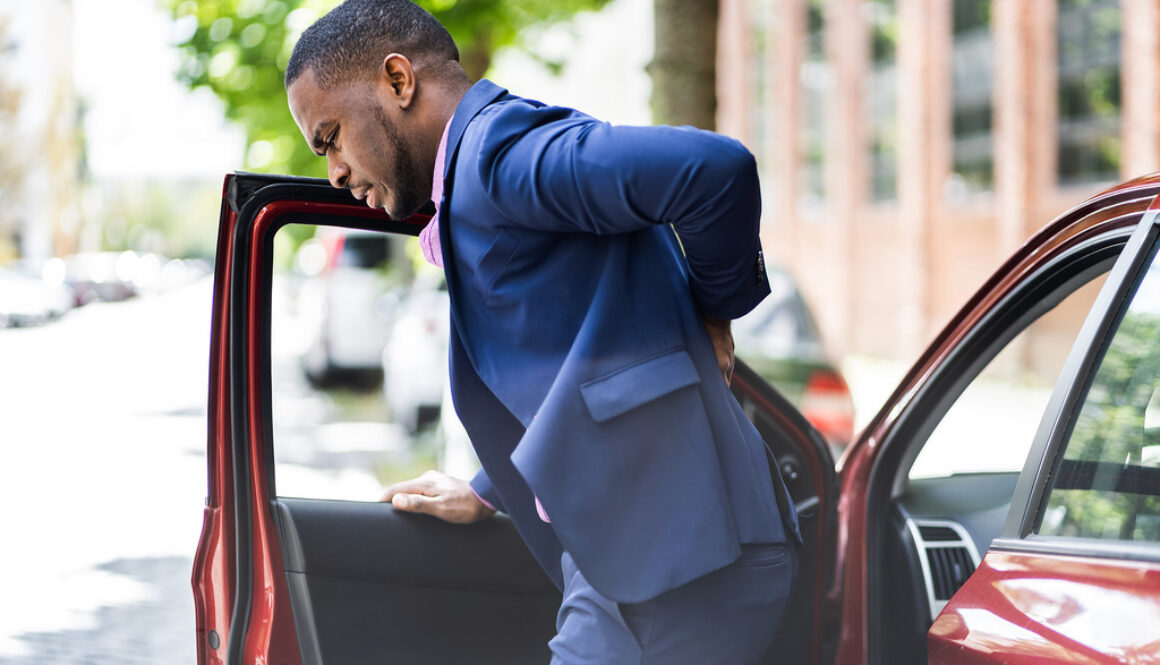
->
[897,472,1019,620]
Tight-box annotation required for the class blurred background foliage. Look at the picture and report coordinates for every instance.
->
[0,18,25,262]
[162,0,613,179]
[94,180,224,258]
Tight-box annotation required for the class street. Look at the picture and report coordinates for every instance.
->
[0,279,213,663]
[0,274,428,664]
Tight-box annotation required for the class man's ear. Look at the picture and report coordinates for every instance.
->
[380,53,416,109]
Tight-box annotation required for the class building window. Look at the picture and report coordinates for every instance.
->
[800,0,829,211]
[1056,0,1122,187]
[949,0,994,198]
[866,0,898,203]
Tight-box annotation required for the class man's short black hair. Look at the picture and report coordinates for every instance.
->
[285,0,459,89]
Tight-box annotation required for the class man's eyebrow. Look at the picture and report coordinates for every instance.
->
[309,126,327,156]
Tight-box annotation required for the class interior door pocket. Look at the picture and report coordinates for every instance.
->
[275,499,560,665]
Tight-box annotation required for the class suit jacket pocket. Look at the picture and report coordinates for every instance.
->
[579,348,701,423]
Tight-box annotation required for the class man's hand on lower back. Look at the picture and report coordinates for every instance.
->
[703,315,736,386]
[381,470,496,524]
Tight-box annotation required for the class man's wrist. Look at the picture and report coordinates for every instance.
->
[702,314,731,330]
[470,486,497,516]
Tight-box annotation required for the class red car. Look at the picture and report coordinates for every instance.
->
[195,172,1160,665]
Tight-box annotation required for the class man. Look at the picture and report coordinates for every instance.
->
[285,2,801,662]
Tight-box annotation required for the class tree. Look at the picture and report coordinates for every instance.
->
[649,0,717,129]
[163,0,612,179]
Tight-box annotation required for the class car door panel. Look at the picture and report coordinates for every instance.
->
[275,500,560,665]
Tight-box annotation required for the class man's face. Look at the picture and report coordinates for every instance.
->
[288,68,431,219]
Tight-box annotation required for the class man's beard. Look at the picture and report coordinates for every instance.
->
[374,105,427,219]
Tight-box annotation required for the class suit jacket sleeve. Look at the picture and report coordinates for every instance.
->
[472,103,769,319]
[469,468,504,513]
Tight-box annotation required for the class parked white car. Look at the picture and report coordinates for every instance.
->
[0,264,73,327]
[296,228,405,387]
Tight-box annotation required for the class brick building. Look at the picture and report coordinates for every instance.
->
[716,0,1158,362]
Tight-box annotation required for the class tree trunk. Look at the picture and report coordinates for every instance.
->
[650,0,718,129]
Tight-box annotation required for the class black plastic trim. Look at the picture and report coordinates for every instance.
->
[275,503,326,665]
[226,192,256,665]
[225,176,423,665]
[227,172,436,219]
[228,172,332,213]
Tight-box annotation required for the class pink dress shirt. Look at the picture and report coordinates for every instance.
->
[418,120,451,268]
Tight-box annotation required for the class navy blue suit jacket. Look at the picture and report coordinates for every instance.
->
[437,80,800,604]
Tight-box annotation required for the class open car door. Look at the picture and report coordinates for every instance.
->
[192,173,839,665]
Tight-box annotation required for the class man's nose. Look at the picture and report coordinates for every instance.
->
[327,156,350,189]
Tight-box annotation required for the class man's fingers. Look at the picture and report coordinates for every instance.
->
[380,478,432,503]
[702,315,735,386]
[379,470,491,524]
[391,492,436,513]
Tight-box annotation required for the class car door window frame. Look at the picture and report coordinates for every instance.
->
[870,219,1135,504]
[224,175,422,665]
[998,200,1160,562]
[857,193,1154,665]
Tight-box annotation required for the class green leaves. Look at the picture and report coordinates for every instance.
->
[160,0,611,177]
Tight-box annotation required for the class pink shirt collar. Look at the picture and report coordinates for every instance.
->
[418,119,453,268]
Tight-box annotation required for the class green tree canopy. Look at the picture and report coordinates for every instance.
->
[163,0,612,178]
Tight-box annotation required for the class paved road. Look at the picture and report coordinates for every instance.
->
[0,280,214,663]
[0,274,422,664]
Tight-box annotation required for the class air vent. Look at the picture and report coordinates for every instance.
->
[926,546,975,600]
[907,518,982,621]
[918,525,960,542]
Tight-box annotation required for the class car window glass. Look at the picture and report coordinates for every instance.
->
[909,274,1107,479]
[269,223,464,501]
[1037,251,1160,541]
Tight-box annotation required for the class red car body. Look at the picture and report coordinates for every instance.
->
[196,173,1160,665]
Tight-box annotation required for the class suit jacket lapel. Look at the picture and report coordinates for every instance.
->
[438,79,510,388]
[441,79,509,183]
